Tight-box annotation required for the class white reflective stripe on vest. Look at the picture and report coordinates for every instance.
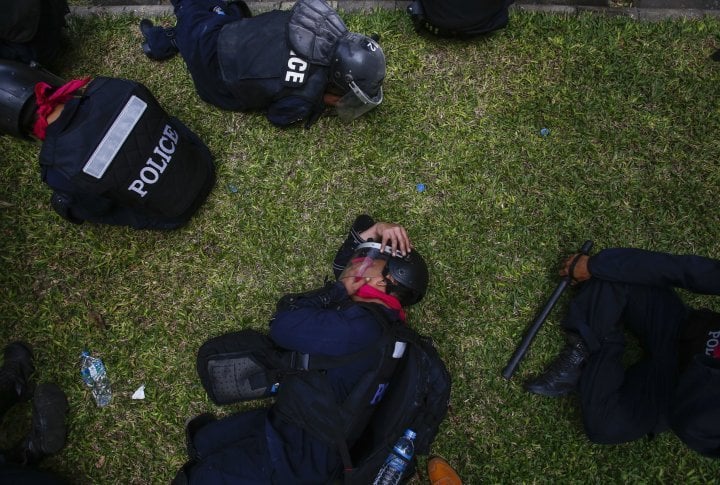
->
[82,95,147,179]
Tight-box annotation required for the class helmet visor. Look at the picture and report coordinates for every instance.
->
[339,242,398,283]
[335,81,383,122]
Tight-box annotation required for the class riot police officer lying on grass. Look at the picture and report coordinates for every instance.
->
[524,247,720,458]
[0,59,215,230]
[174,215,430,483]
[140,0,386,127]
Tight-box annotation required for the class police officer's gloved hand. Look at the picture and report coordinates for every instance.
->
[275,280,341,312]
[560,254,591,284]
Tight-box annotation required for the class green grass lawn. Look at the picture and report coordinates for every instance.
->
[1,8,719,484]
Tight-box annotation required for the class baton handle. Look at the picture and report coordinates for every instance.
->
[501,240,593,380]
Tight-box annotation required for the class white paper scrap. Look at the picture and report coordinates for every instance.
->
[132,384,146,400]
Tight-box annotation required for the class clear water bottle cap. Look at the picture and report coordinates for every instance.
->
[404,429,417,440]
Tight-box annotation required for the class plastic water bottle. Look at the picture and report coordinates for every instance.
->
[80,350,112,407]
[373,429,417,485]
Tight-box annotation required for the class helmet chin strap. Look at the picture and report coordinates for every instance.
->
[383,265,408,298]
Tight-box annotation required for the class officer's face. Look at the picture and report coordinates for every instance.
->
[345,258,397,293]
[361,259,390,291]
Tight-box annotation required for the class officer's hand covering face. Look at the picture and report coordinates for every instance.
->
[339,243,396,287]
[341,256,389,287]
[340,242,401,293]
[341,242,429,306]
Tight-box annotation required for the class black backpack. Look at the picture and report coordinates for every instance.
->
[342,308,452,483]
[195,304,451,484]
[407,0,514,39]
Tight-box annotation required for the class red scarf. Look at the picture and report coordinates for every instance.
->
[32,78,91,140]
[356,284,406,323]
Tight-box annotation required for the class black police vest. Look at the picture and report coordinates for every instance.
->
[216,10,328,111]
[39,77,215,223]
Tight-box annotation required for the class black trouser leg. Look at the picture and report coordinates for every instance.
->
[563,280,686,443]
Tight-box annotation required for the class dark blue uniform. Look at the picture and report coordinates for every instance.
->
[562,248,720,446]
[172,0,328,127]
[183,216,399,483]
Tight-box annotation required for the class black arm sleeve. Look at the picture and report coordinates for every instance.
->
[588,248,720,295]
[331,214,375,278]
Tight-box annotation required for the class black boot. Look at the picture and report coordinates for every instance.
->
[0,342,35,418]
[12,383,69,466]
[524,333,588,397]
[140,19,179,61]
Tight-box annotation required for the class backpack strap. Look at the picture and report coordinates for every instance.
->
[272,303,408,475]
[357,303,420,352]
[197,308,397,406]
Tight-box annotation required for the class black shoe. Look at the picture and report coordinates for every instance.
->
[185,413,216,462]
[524,333,588,397]
[140,19,179,61]
[0,342,35,414]
[14,383,69,466]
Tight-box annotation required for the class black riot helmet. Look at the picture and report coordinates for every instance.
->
[329,33,386,122]
[340,242,429,306]
[0,60,64,138]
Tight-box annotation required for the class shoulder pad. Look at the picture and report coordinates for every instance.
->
[287,0,347,65]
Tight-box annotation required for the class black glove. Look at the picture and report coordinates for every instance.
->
[50,191,83,224]
[275,280,345,313]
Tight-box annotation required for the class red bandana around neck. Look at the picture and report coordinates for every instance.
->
[356,284,406,323]
[32,78,91,140]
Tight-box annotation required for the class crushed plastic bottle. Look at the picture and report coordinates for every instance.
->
[80,350,112,407]
[373,429,417,485]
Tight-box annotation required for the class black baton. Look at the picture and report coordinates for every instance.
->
[501,240,593,380]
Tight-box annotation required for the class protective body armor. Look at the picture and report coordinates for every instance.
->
[39,77,215,229]
[216,10,329,113]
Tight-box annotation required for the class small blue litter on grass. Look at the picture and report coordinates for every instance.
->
[228,184,238,193]
[416,183,426,193]
[540,128,550,137]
